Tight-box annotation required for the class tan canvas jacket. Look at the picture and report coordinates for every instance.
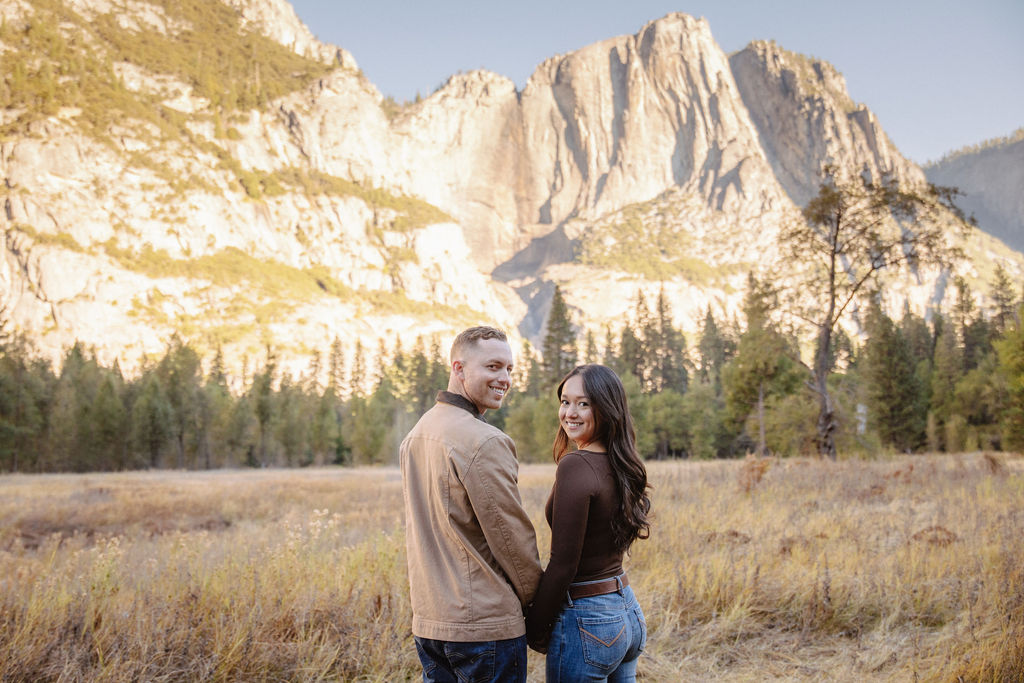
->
[400,397,542,642]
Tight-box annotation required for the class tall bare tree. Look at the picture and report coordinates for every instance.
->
[780,166,972,459]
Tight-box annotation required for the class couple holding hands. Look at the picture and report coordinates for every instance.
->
[401,326,651,682]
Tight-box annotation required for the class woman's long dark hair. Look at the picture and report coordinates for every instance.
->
[553,364,651,552]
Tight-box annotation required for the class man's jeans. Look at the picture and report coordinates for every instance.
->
[414,635,527,683]
[546,583,646,682]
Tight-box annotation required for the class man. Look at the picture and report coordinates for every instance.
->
[400,326,542,683]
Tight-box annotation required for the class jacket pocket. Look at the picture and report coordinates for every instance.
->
[577,614,629,671]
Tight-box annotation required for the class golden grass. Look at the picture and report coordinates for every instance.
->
[1,455,1021,681]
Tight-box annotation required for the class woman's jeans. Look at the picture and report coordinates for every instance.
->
[546,580,647,682]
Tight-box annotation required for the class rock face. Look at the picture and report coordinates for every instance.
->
[222,0,356,67]
[281,13,788,272]
[1,1,1021,377]
[924,132,1024,254]
[730,41,926,208]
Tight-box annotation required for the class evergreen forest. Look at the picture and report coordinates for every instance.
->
[2,268,1023,473]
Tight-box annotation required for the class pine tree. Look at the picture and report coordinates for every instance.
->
[274,374,309,467]
[47,372,78,471]
[602,325,621,375]
[92,373,128,470]
[989,263,1019,338]
[374,338,391,387]
[310,386,342,465]
[899,303,935,424]
[583,330,599,364]
[201,375,233,468]
[131,374,172,468]
[951,277,992,372]
[157,337,202,469]
[650,288,688,393]
[252,346,277,467]
[428,337,448,393]
[952,351,1004,449]
[930,321,963,450]
[722,274,801,456]
[994,311,1024,450]
[55,343,108,471]
[697,307,734,393]
[619,292,653,389]
[861,296,926,451]
[209,345,227,387]
[619,325,644,388]
[349,340,366,398]
[540,285,577,389]
[517,340,544,399]
[305,349,322,395]
[327,337,345,395]
[0,334,49,472]
[899,302,935,363]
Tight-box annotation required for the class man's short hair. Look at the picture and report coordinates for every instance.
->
[450,326,508,362]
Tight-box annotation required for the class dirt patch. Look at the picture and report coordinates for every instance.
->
[911,525,958,547]
[8,515,232,551]
[703,529,752,545]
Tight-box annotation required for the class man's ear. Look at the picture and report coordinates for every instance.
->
[451,360,464,378]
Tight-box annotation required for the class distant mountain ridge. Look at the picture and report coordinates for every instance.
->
[1,0,1021,378]
[924,130,1024,254]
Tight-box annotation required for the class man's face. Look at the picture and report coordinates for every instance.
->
[453,338,514,414]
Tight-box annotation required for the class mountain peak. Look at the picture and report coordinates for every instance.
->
[222,0,357,69]
[1,1,1019,376]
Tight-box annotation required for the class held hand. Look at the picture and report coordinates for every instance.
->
[525,602,552,653]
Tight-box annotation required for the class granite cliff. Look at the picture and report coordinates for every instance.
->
[1,0,1020,378]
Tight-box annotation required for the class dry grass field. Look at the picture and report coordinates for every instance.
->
[1,454,1022,681]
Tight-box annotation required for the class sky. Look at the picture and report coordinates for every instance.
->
[288,0,1023,165]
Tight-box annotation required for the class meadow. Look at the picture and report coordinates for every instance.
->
[1,454,1021,681]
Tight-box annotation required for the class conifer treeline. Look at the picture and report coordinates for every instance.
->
[0,330,450,472]
[1,267,1023,472]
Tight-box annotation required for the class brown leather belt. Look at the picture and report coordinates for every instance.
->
[568,574,629,600]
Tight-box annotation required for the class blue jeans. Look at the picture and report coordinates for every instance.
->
[414,635,527,683]
[546,581,646,682]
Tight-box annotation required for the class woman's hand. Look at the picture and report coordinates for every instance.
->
[525,602,550,653]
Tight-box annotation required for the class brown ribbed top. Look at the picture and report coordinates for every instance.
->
[526,449,623,650]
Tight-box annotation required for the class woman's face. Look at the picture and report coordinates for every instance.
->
[559,374,603,451]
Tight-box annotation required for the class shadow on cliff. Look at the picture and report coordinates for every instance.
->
[491,224,576,339]
[492,224,575,283]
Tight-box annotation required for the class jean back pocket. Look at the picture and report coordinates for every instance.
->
[577,614,629,671]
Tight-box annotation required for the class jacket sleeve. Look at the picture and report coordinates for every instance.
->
[463,433,543,607]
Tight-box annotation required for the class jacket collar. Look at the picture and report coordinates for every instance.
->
[436,390,485,421]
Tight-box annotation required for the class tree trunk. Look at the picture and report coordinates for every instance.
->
[814,327,838,460]
[817,389,837,460]
[757,381,766,457]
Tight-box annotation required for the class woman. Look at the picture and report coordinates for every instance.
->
[526,364,651,682]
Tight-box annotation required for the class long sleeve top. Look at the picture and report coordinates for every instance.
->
[526,449,623,650]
